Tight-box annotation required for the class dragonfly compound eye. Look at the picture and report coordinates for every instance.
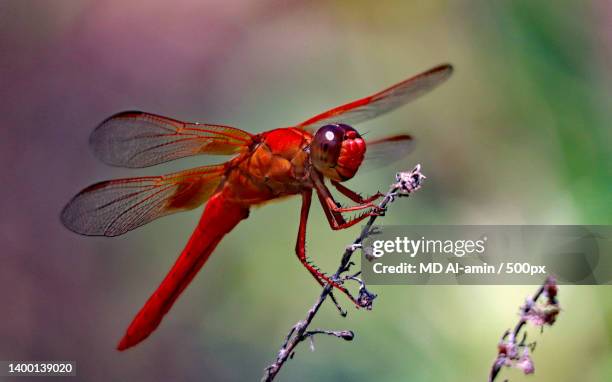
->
[311,124,365,181]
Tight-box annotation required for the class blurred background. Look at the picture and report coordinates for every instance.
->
[1,1,611,381]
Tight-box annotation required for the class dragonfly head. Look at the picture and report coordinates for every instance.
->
[311,123,366,181]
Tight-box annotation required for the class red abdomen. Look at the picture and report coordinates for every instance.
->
[117,193,249,350]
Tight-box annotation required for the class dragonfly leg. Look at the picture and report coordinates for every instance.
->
[331,180,383,204]
[312,172,382,231]
[295,190,357,303]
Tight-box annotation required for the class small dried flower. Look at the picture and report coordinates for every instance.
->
[516,349,535,375]
[522,303,560,327]
[489,277,561,381]
[395,164,426,195]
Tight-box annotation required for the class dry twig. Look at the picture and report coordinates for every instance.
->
[261,165,426,381]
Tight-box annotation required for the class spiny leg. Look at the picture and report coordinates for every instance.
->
[310,185,378,308]
[312,172,382,231]
[295,190,355,303]
[331,180,383,205]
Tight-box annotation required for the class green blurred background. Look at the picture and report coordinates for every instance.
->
[1,1,611,381]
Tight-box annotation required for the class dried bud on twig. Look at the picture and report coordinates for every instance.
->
[516,348,535,375]
[395,164,426,196]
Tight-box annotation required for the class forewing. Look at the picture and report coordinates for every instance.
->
[61,164,226,237]
[297,64,453,130]
[360,134,415,172]
[90,111,253,168]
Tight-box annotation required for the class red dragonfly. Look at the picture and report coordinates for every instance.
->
[61,64,453,350]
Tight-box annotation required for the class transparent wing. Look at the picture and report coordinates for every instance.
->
[90,111,253,168]
[297,64,453,130]
[61,164,226,237]
[360,134,415,172]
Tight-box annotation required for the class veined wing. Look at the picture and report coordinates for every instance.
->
[61,164,226,237]
[90,111,253,168]
[360,134,415,172]
[297,64,453,130]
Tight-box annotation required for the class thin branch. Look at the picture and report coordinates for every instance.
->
[488,276,560,382]
[261,165,426,381]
